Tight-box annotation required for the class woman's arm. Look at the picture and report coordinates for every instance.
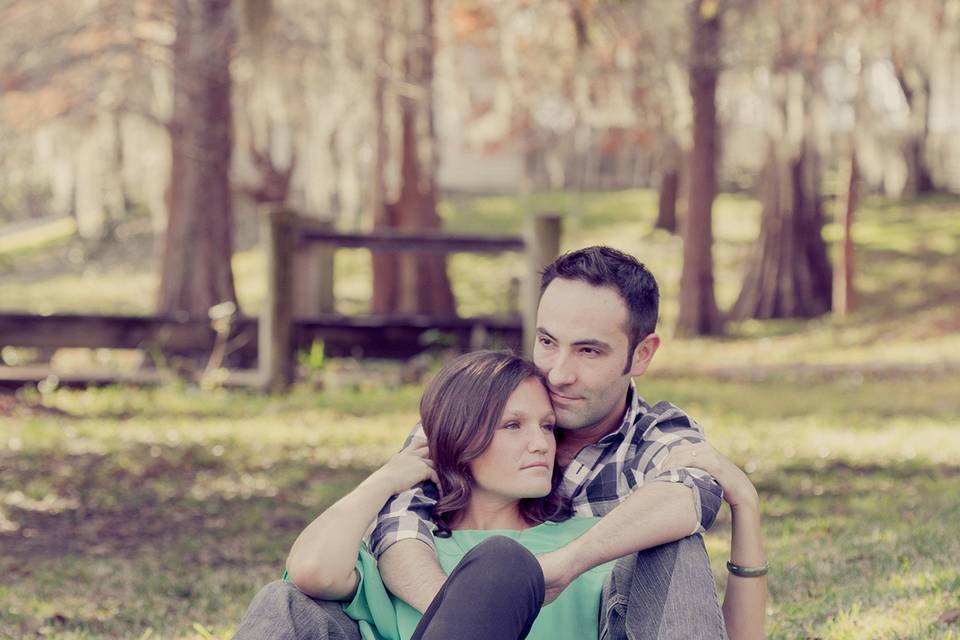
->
[286,441,438,600]
[662,441,767,640]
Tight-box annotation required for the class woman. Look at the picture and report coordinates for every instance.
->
[285,351,766,640]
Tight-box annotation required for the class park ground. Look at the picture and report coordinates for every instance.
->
[1,190,959,638]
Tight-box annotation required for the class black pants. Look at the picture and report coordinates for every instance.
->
[411,535,545,640]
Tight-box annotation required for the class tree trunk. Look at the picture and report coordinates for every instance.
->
[158,0,238,316]
[894,65,936,197]
[834,151,858,317]
[655,144,680,234]
[676,0,722,336]
[730,139,833,319]
[372,0,455,316]
[371,0,398,313]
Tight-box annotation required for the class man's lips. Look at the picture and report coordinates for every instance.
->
[549,391,580,403]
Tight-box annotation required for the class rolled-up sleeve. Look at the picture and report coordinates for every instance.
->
[635,405,723,533]
[366,423,440,558]
[649,465,722,533]
[368,483,439,558]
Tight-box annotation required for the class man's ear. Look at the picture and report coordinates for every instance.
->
[628,333,660,377]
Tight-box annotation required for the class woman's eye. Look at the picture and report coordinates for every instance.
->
[502,422,520,430]
[542,423,556,432]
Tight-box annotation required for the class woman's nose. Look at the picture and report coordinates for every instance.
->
[528,428,550,453]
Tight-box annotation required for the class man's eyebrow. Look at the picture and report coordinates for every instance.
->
[536,327,555,339]
[537,328,611,351]
[572,339,611,350]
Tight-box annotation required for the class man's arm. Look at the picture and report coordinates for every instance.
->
[539,403,724,602]
[538,480,697,603]
[367,424,447,612]
[378,539,448,613]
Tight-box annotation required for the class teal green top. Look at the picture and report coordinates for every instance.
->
[341,517,608,640]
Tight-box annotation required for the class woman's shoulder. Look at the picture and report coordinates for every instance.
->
[520,517,602,545]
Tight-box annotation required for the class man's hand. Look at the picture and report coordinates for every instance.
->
[537,547,577,605]
[660,440,758,511]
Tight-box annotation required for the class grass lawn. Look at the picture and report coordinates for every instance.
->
[1,190,959,638]
[2,374,959,639]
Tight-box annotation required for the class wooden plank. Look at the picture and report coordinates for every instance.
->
[297,227,525,254]
[522,213,562,358]
[0,364,262,389]
[0,312,523,371]
[260,208,297,390]
[0,312,256,352]
[296,317,522,359]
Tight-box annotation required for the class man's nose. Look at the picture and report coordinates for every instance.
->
[547,352,576,387]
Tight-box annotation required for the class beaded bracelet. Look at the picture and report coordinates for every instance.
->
[726,560,768,578]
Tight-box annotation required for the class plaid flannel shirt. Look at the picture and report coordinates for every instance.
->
[368,381,723,558]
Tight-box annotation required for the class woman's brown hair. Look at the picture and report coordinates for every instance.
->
[419,350,571,537]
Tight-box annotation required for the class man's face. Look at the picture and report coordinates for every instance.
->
[533,278,657,433]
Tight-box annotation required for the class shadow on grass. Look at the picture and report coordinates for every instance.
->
[0,444,371,563]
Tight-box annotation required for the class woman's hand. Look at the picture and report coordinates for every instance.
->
[661,441,759,512]
[368,439,439,497]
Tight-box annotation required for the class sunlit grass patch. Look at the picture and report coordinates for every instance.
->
[0,216,76,257]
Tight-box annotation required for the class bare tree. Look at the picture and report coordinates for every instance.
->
[729,2,833,320]
[371,0,455,316]
[158,0,239,316]
[676,0,723,336]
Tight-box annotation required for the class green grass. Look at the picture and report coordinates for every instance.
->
[2,190,960,638]
[2,373,959,638]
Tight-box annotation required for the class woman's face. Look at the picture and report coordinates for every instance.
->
[469,378,557,502]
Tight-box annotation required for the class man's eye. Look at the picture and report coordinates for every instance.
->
[581,348,598,356]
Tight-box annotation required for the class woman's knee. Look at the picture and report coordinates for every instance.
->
[462,536,544,595]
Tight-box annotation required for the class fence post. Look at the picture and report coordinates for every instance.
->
[522,212,562,358]
[260,208,296,391]
[294,218,336,318]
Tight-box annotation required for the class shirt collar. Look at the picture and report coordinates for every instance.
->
[597,380,643,444]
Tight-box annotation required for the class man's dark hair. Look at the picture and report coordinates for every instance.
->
[540,246,659,372]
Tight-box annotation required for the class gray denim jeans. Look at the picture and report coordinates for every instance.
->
[600,534,727,640]
[233,581,360,640]
[234,534,725,640]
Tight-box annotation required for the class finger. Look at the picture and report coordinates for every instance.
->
[407,442,431,457]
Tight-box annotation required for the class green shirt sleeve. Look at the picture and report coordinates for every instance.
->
[342,548,402,640]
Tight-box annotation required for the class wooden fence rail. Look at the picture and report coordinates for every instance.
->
[0,312,525,388]
[0,212,561,390]
[261,210,562,390]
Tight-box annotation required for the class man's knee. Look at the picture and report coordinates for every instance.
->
[601,536,724,639]
[630,534,712,580]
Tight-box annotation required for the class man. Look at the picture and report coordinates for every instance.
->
[237,246,726,639]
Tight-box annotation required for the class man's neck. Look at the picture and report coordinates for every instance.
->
[455,493,527,531]
[556,401,629,467]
